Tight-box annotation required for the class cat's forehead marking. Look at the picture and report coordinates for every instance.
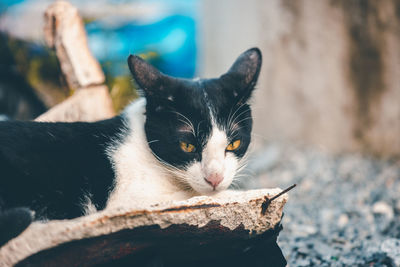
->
[202,125,228,168]
[199,82,229,136]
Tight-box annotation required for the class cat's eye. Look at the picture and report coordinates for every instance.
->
[226,139,241,151]
[180,141,196,153]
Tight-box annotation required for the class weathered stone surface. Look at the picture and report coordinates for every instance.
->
[0,188,288,267]
[201,0,400,157]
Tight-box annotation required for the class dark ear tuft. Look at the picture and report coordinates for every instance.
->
[229,47,262,85]
[222,47,262,103]
[127,55,165,97]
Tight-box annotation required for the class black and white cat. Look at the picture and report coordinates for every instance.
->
[0,48,262,246]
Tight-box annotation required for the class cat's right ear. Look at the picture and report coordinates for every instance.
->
[127,55,169,98]
[220,48,262,104]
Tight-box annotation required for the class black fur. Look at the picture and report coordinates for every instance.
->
[0,207,33,247]
[128,47,261,167]
[0,48,262,246]
[0,117,126,220]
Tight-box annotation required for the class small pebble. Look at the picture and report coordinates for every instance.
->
[381,238,400,266]
[246,144,400,266]
[337,214,349,228]
[372,201,394,220]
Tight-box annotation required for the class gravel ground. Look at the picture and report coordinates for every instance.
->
[243,144,400,267]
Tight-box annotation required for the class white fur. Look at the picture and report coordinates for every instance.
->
[106,97,242,210]
[186,125,239,194]
[106,98,194,210]
[82,194,97,215]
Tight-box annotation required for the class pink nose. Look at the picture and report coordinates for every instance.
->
[205,173,223,189]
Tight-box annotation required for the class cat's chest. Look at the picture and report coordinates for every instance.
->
[106,148,191,209]
[105,101,192,209]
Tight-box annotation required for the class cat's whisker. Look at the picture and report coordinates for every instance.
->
[196,120,204,136]
[232,175,248,180]
[149,151,186,177]
[177,119,196,136]
[228,107,250,132]
[227,129,251,140]
[231,107,250,124]
[232,117,253,126]
[238,168,256,176]
[235,170,250,177]
[179,130,194,134]
[235,166,252,174]
[227,103,247,131]
[229,124,252,133]
[229,182,240,190]
[172,111,196,136]
[234,172,253,179]
[237,164,248,173]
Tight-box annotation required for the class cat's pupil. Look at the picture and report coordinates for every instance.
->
[180,141,195,153]
[227,139,241,151]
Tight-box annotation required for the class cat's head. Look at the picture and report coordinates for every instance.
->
[128,48,262,194]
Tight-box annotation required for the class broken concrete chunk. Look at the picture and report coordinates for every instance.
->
[0,188,288,267]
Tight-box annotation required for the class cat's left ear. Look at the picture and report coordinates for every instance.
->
[221,47,262,103]
[127,55,174,98]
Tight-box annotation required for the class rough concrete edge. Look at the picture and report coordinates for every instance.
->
[0,188,288,266]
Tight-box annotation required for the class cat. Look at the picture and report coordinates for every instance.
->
[0,47,262,246]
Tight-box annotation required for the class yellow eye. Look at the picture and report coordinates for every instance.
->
[226,139,241,151]
[180,141,196,153]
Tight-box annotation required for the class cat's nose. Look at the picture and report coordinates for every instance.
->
[204,173,223,190]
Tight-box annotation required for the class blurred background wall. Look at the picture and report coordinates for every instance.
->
[200,0,400,157]
[0,0,399,156]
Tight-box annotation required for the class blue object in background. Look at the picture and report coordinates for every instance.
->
[0,0,25,13]
[1,0,198,79]
[86,14,197,78]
